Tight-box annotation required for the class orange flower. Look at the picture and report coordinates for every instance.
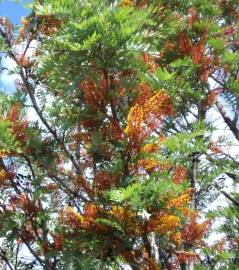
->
[121,0,134,7]
[148,214,180,233]
[60,207,83,228]
[110,206,135,221]
[141,143,159,153]
[124,104,145,137]
[0,150,10,157]
[21,17,29,27]
[137,159,159,173]
[171,232,182,246]
[125,90,174,150]
[167,190,191,209]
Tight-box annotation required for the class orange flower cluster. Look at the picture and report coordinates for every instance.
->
[124,104,144,138]
[141,143,160,153]
[9,194,39,215]
[148,213,180,233]
[121,0,134,7]
[208,143,222,154]
[17,55,33,68]
[45,183,58,192]
[163,41,176,51]
[125,90,174,149]
[110,206,142,236]
[72,175,92,195]
[0,170,7,181]
[143,258,161,270]
[191,41,204,64]
[199,55,214,82]
[144,90,174,119]
[18,228,36,243]
[178,32,205,64]
[170,231,182,246]
[60,207,85,229]
[167,190,191,210]
[60,207,110,235]
[0,170,7,187]
[122,249,161,270]
[110,206,135,221]
[134,160,173,175]
[0,150,10,157]
[137,158,159,173]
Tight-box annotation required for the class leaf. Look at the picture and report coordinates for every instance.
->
[155,67,175,81]
[208,38,225,52]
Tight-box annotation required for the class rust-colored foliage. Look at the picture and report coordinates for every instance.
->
[6,103,28,143]
[173,166,187,184]
[182,214,211,245]
[191,41,204,64]
[178,32,192,56]
[37,15,62,35]
[142,53,158,73]
[93,170,119,191]
[52,234,64,251]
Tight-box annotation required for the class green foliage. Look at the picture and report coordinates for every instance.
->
[0,120,20,153]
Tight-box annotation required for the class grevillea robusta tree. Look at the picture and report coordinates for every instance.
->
[0,0,238,269]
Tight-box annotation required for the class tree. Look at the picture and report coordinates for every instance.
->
[0,0,238,269]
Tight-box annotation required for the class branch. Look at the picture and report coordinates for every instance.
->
[0,248,14,270]
[215,185,239,208]
[0,27,83,176]
[21,154,36,179]
[22,241,45,267]
[21,75,82,174]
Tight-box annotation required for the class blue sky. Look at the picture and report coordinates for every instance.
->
[1,0,31,24]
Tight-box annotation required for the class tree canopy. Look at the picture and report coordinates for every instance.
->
[0,0,238,269]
